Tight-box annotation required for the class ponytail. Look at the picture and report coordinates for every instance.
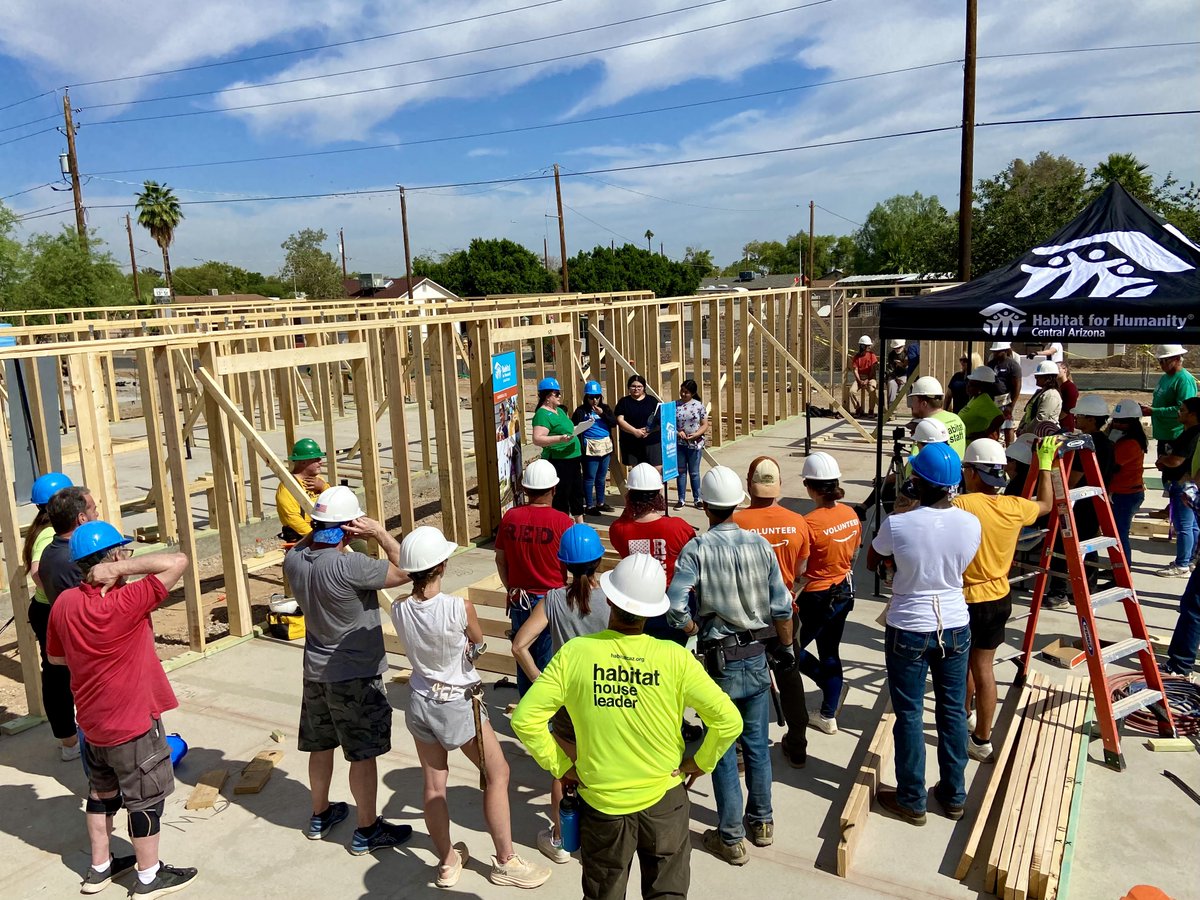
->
[803,478,845,502]
[565,561,601,615]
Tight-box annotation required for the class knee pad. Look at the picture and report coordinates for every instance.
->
[128,801,163,838]
[85,795,124,816]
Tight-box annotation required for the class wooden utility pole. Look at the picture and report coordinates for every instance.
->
[125,214,140,300]
[62,91,86,246]
[543,236,549,271]
[339,227,348,278]
[958,0,978,281]
[398,186,414,300]
[554,164,569,292]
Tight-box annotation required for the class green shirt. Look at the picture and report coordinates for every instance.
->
[532,406,580,459]
[931,409,967,459]
[958,393,1003,439]
[511,630,742,815]
[31,526,54,604]
[1150,368,1197,441]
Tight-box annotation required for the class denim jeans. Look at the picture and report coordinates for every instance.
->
[1110,491,1144,563]
[711,654,772,844]
[509,595,552,696]
[885,623,971,812]
[1166,567,1200,674]
[796,579,855,718]
[676,445,702,502]
[582,453,611,509]
[1168,480,1199,566]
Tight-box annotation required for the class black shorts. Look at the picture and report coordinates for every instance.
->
[299,675,392,762]
[550,706,576,745]
[86,719,174,812]
[968,594,1013,651]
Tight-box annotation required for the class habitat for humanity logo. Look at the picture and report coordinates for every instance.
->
[493,359,513,384]
[979,302,1027,336]
[1016,230,1193,300]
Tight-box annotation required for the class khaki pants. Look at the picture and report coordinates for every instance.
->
[579,784,690,900]
[854,379,877,414]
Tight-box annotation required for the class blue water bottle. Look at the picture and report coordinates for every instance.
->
[559,786,581,853]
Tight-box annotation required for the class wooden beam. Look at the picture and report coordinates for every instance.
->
[468,318,501,537]
[136,347,177,542]
[19,358,54,474]
[836,706,895,877]
[382,326,415,533]
[351,352,384,530]
[210,341,368,377]
[66,353,122,529]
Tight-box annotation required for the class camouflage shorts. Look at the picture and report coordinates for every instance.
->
[299,676,392,762]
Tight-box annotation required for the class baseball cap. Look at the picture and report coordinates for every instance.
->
[747,456,782,498]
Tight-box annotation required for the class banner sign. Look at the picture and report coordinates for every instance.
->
[492,352,523,514]
[659,400,678,482]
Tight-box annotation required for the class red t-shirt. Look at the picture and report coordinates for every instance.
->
[46,575,177,747]
[495,504,573,593]
[609,515,696,583]
[852,351,879,379]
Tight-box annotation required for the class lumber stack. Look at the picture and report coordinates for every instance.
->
[836,704,895,877]
[956,673,1091,899]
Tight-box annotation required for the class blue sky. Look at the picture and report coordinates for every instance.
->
[1,0,1197,281]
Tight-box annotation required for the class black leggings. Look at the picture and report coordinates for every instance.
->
[548,456,586,517]
[27,600,78,739]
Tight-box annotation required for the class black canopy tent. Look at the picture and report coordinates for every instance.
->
[865,182,1200,591]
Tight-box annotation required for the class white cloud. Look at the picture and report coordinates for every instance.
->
[466,147,507,158]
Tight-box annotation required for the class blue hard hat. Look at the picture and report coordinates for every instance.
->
[909,442,962,488]
[584,380,603,396]
[537,377,562,393]
[31,472,73,507]
[69,521,132,562]
[557,523,604,565]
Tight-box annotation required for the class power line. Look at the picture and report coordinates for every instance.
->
[1,182,56,201]
[980,39,1199,60]
[69,0,568,88]
[82,0,737,111]
[566,169,783,213]
[563,203,639,245]
[0,89,56,115]
[0,125,60,149]
[815,204,861,227]
[79,1,834,126]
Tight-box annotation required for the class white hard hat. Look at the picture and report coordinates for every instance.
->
[311,485,365,523]
[858,335,873,346]
[600,553,668,617]
[964,438,1007,467]
[889,339,906,350]
[802,452,841,480]
[1005,433,1037,465]
[909,376,944,397]
[522,459,559,490]
[700,465,748,508]
[626,462,664,492]
[398,525,457,572]
[1035,360,1059,377]
[913,418,950,444]
[1071,394,1109,417]
[968,365,996,384]
[268,597,300,615]
[1154,344,1186,359]
[989,341,1011,352]
[1111,398,1142,420]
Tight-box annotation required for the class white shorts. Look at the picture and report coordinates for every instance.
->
[407,689,486,750]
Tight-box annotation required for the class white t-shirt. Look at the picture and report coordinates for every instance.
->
[872,506,981,632]
[390,592,475,697]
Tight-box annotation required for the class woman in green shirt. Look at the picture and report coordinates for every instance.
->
[532,377,585,522]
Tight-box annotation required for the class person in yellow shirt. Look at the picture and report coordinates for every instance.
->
[512,554,741,900]
[952,436,1058,762]
[277,438,328,541]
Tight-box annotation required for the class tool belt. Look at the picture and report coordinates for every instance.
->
[697,625,775,676]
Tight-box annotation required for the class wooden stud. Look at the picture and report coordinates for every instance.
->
[467,319,500,537]
[19,358,54,474]
[414,327,432,470]
[351,352,384,529]
[103,351,121,422]
[382,326,415,534]
[707,297,723,448]
[185,769,229,810]
[66,353,122,530]
[723,296,736,441]
[136,347,177,542]
[836,705,894,877]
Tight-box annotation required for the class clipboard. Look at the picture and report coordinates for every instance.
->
[571,419,592,436]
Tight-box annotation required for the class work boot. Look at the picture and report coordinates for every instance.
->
[931,782,965,821]
[876,789,926,826]
[702,829,749,866]
[744,819,774,848]
[780,738,807,769]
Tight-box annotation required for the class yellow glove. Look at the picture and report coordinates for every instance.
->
[1036,436,1061,471]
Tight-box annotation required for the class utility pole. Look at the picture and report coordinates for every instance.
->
[543,236,549,271]
[807,201,815,287]
[554,164,569,293]
[125,214,140,301]
[62,90,86,246]
[397,186,414,300]
[338,227,348,278]
[659,242,664,257]
[957,0,977,281]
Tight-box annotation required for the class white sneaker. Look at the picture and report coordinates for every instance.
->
[537,828,571,864]
[490,853,552,888]
[811,713,838,735]
[967,711,977,733]
[968,739,995,763]
[1156,563,1190,578]
[60,743,81,762]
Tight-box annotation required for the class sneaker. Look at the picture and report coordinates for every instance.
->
[81,854,137,894]
[537,828,571,864]
[702,829,749,866]
[780,739,807,769]
[587,506,601,516]
[931,782,965,821]
[744,819,774,848]
[1042,593,1072,610]
[674,500,685,509]
[306,801,349,840]
[811,713,838,735]
[968,737,995,763]
[489,852,551,888]
[436,843,470,888]
[967,711,977,733]
[131,862,198,898]
[599,503,615,512]
[1156,563,1190,578]
[876,789,926,826]
[693,500,704,509]
[350,818,414,856]
[60,742,82,762]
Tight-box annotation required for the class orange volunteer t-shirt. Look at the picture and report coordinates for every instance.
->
[1108,439,1145,494]
[802,504,862,592]
[732,505,812,589]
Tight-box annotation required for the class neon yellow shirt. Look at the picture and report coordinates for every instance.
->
[31,526,54,604]
[931,409,967,459]
[511,630,742,815]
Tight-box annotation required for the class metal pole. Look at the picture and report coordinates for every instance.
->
[398,186,414,300]
[958,0,978,281]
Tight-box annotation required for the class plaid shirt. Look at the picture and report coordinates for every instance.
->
[666,522,791,642]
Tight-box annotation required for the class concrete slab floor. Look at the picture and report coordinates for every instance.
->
[2,413,1197,899]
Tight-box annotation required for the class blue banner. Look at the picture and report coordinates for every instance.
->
[659,400,678,481]
[492,352,522,514]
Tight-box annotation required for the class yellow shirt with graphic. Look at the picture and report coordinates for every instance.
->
[512,630,741,815]
[275,482,321,538]
[951,492,1040,603]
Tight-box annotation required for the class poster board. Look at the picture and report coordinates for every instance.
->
[660,400,678,481]
[491,352,523,514]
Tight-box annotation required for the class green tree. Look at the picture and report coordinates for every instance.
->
[169,260,290,298]
[278,228,345,299]
[415,238,555,296]
[853,192,956,275]
[1088,152,1154,205]
[644,229,654,252]
[682,246,716,275]
[135,181,184,299]
[1156,174,1200,240]
[16,228,130,310]
[568,244,702,296]
[971,152,1087,275]
[0,202,25,310]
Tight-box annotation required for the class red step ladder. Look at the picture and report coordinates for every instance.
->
[1017,433,1176,770]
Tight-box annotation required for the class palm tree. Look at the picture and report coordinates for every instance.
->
[644,229,654,251]
[135,181,184,300]
[1089,153,1154,205]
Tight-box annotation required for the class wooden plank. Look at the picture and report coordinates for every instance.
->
[67,353,122,529]
[1046,695,1092,900]
[19,358,54,474]
[836,707,894,877]
[1145,737,1196,751]
[211,341,368,376]
[413,327,432,469]
[136,347,177,542]
[234,750,284,794]
[1030,678,1082,898]
[707,298,723,447]
[468,319,500,537]
[382,326,415,534]
[436,323,470,545]
[351,351,385,530]
[185,769,229,810]
[492,322,573,343]
[1004,681,1059,900]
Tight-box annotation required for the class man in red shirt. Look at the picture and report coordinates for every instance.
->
[495,459,573,695]
[850,336,879,417]
[47,521,194,898]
